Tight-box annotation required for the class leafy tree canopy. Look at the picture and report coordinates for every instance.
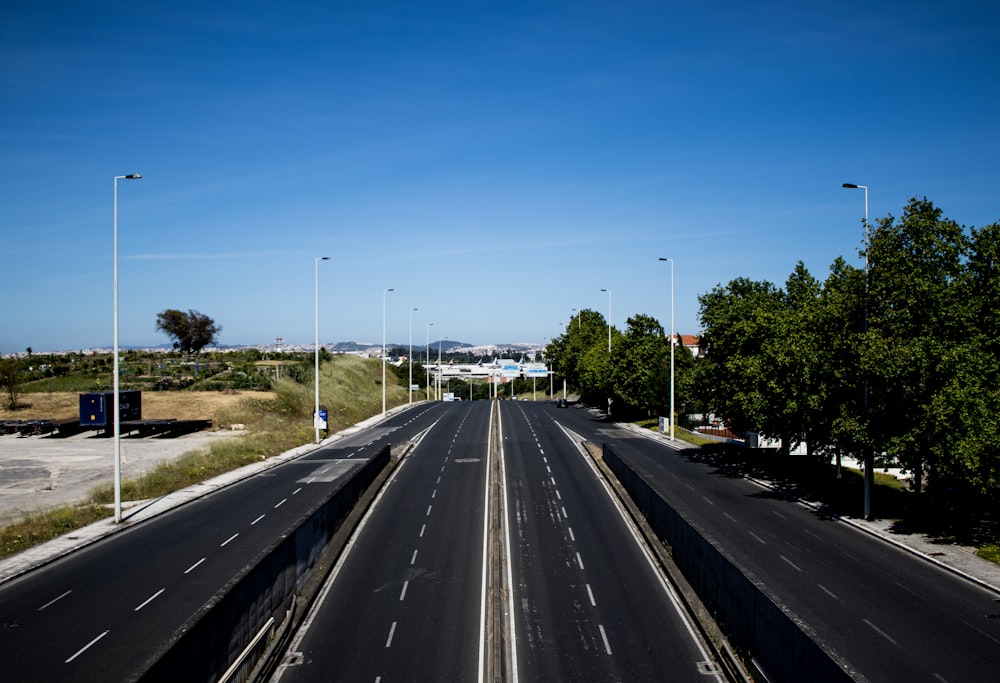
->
[155,309,221,354]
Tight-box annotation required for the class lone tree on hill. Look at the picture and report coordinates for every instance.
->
[155,309,221,354]
[0,358,24,410]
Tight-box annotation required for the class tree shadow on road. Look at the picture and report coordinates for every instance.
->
[696,443,998,548]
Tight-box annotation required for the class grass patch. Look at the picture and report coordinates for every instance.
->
[0,505,108,560]
[978,544,1000,564]
[634,419,718,447]
[1,354,409,560]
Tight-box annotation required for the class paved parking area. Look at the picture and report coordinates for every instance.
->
[0,430,242,524]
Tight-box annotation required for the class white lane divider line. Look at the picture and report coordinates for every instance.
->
[817,583,841,602]
[66,630,109,663]
[38,590,72,611]
[568,527,576,542]
[749,531,767,545]
[863,618,898,646]
[134,588,165,611]
[576,552,585,570]
[411,549,419,565]
[385,621,397,648]
[780,555,802,572]
[598,624,612,655]
[586,584,597,607]
[274,498,287,509]
[184,557,207,574]
[399,581,409,601]
[251,514,265,525]
[221,533,239,547]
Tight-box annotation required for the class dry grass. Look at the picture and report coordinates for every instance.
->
[0,390,269,424]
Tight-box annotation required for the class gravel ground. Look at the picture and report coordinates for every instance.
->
[0,429,243,524]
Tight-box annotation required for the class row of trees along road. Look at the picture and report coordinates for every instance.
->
[545,308,698,421]
[697,197,1000,498]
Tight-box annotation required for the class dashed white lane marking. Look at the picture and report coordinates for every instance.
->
[66,630,109,663]
[134,588,165,611]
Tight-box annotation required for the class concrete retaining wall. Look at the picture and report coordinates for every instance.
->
[136,445,390,683]
[602,443,853,683]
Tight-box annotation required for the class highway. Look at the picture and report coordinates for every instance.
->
[0,404,445,682]
[549,403,1000,683]
[273,400,723,682]
[7,397,992,682]
[501,400,721,681]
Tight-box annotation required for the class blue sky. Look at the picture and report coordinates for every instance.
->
[2,1,998,353]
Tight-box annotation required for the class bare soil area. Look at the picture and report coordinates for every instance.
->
[0,391,274,525]
[1,390,267,423]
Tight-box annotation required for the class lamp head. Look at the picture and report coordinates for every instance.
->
[126,173,142,180]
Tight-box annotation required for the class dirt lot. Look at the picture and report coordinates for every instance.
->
[0,391,271,525]
[0,390,259,423]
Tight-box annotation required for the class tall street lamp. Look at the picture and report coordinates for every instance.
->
[843,182,873,520]
[600,288,612,416]
[314,256,330,444]
[425,322,434,400]
[382,288,394,416]
[659,258,676,441]
[113,172,142,524]
[600,288,611,352]
[408,307,418,403]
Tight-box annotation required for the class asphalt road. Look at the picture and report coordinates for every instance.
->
[273,400,724,683]
[550,404,1000,683]
[0,403,445,682]
[274,400,490,682]
[501,400,721,682]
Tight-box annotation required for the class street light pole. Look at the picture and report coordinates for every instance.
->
[843,182,873,520]
[659,258,676,441]
[600,289,611,352]
[425,322,433,400]
[382,288,394,416]
[600,288,612,416]
[314,256,330,444]
[409,307,418,403]
[113,173,141,524]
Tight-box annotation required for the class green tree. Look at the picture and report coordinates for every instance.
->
[155,309,221,354]
[815,257,867,469]
[865,198,970,492]
[611,314,670,416]
[546,308,617,405]
[923,220,1000,495]
[696,277,786,443]
[1,358,24,410]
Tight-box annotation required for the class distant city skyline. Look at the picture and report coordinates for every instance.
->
[3,2,998,354]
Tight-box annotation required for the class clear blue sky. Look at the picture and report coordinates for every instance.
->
[2,1,998,354]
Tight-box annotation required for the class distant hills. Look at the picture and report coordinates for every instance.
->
[7,340,545,358]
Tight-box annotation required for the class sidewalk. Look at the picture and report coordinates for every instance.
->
[624,423,1000,596]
